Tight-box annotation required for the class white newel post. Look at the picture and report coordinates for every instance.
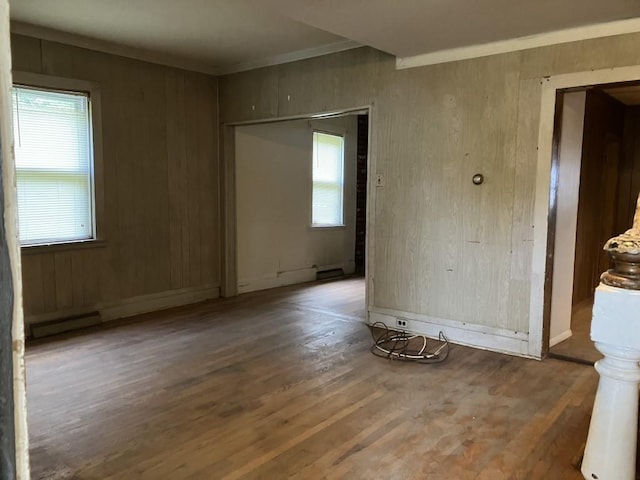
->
[582,194,640,480]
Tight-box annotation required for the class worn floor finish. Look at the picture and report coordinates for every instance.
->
[26,278,596,479]
[549,300,599,364]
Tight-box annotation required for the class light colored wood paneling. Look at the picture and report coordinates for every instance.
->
[80,249,101,306]
[219,31,640,353]
[199,76,219,288]
[136,63,171,297]
[373,53,522,330]
[509,77,543,334]
[165,69,185,290]
[275,48,387,118]
[219,67,279,122]
[53,252,73,311]
[70,252,84,307]
[185,72,202,287]
[20,255,44,316]
[40,255,57,313]
[10,34,220,325]
[519,32,640,79]
[9,34,41,73]
[220,124,237,297]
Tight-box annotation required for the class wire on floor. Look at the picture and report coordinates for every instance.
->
[369,321,449,364]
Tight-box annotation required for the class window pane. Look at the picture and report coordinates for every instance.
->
[16,172,91,244]
[312,132,344,226]
[12,86,93,244]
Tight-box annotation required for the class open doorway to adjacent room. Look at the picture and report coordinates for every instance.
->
[230,110,370,321]
[548,83,640,364]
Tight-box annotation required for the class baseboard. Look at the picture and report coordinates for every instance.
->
[30,312,101,338]
[238,268,317,294]
[549,329,573,348]
[238,262,356,294]
[369,307,532,358]
[26,284,220,327]
[100,285,219,321]
[27,306,101,326]
[319,261,356,275]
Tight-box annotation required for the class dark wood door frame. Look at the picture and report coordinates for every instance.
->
[542,82,637,357]
[541,90,565,357]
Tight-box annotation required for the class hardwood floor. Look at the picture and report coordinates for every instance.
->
[26,277,597,479]
[549,300,599,364]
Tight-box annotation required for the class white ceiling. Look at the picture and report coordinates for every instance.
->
[9,0,353,73]
[10,0,640,74]
[275,0,640,57]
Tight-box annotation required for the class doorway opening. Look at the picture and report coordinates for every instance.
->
[547,82,640,363]
[223,107,372,322]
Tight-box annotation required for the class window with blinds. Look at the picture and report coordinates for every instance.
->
[12,86,94,245]
[312,131,344,226]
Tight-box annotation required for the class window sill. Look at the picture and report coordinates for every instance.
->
[310,224,347,230]
[21,239,106,255]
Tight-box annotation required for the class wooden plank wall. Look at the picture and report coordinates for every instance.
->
[572,90,624,307]
[619,106,640,233]
[219,34,640,337]
[10,34,219,325]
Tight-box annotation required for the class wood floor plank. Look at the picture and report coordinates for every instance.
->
[549,299,599,364]
[25,277,597,479]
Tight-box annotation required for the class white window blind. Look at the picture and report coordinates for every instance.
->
[12,86,94,245]
[312,131,344,226]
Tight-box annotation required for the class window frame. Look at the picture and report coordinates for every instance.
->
[309,125,346,229]
[12,72,104,253]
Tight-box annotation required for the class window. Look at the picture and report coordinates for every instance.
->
[312,131,344,226]
[12,84,95,246]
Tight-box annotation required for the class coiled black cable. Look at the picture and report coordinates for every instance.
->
[369,321,449,364]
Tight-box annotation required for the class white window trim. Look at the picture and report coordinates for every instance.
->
[309,122,347,229]
[12,71,105,253]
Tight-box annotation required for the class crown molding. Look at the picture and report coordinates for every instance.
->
[397,17,640,70]
[11,21,221,75]
[11,21,361,77]
[218,39,361,75]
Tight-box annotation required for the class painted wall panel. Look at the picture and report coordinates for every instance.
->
[11,34,219,325]
[220,33,640,343]
[235,116,357,293]
[549,91,586,346]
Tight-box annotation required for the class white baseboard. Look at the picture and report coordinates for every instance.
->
[238,268,317,294]
[238,262,356,294]
[549,329,573,348]
[369,307,533,358]
[100,285,219,321]
[26,284,220,326]
[27,306,100,326]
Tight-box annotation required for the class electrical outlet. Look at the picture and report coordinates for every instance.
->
[396,318,408,328]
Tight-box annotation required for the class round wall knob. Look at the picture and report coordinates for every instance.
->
[472,174,484,185]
